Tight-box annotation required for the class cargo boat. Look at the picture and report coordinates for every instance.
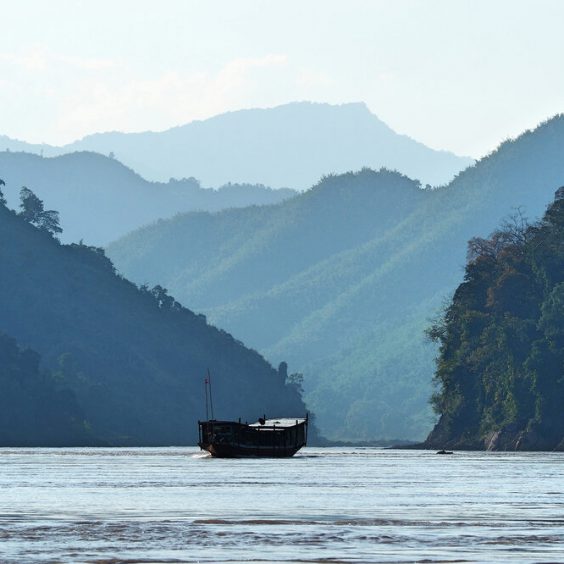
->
[198,416,308,458]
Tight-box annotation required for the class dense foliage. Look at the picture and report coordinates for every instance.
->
[426,192,564,450]
[0,194,308,446]
[0,332,95,446]
[109,115,564,441]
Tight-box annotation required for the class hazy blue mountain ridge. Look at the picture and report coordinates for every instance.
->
[0,151,295,245]
[0,102,472,188]
[113,169,425,310]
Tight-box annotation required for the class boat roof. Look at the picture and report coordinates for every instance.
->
[249,418,306,428]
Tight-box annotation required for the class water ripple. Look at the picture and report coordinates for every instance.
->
[0,447,562,563]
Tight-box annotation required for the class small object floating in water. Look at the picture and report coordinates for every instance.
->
[198,415,308,458]
[436,449,454,455]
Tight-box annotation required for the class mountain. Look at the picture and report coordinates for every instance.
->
[1,102,472,188]
[107,115,564,441]
[425,189,564,451]
[0,201,308,445]
[0,151,295,246]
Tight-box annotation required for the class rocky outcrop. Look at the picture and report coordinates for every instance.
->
[425,417,564,452]
[484,425,563,452]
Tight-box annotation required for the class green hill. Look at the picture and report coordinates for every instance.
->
[0,201,308,446]
[0,151,295,246]
[425,189,564,451]
[107,115,564,441]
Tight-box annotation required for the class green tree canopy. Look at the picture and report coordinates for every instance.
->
[426,190,564,451]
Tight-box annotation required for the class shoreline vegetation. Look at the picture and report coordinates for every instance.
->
[422,189,564,452]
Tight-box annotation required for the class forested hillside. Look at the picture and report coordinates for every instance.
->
[0,332,96,446]
[0,199,308,445]
[0,102,472,188]
[0,151,295,245]
[108,115,564,441]
[426,189,564,451]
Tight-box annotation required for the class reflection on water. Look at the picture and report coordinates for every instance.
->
[0,447,563,563]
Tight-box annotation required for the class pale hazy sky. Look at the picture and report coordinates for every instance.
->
[2,0,564,157]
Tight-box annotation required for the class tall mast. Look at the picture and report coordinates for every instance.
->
[207,368,215,420]
[204,376,209,421]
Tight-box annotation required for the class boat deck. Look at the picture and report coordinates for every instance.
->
[249,418,307,428]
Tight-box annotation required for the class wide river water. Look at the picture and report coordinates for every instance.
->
[0,447,562,563]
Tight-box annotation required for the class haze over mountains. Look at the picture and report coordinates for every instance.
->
[0,151,295,246]
[107,116,564,441]
[3,98,563,444]
[1,102,472,189]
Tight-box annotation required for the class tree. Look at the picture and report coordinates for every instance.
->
[19,186,63,237]
[0,179,5,206]
[278,361,288,380]
[151,285,176,310]
[37,210,63,236]
[286,371,304,395]
[19,186,44,223]
[279,361,304,394]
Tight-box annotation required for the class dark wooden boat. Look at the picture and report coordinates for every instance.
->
[198,416,308,458]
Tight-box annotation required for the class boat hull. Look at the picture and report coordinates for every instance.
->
[200,443,302,458]
[198,417,308,458]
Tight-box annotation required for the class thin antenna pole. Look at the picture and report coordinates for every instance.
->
[208,368,215,420]
[204,376,209,421]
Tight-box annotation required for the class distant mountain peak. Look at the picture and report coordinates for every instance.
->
[167,101,378,132]
[0,102,472,188]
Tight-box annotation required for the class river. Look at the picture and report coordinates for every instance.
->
[0,447,562,563]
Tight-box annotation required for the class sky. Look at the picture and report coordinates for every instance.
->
[1,0,564,158]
